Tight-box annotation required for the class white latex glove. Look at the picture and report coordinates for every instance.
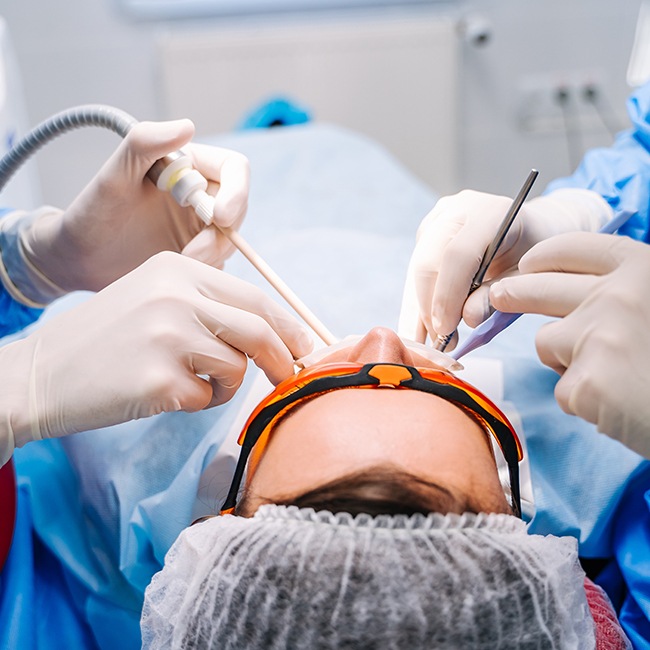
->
[0,252,313,465]
[490,231,650,458]
[398,188,612,347]
[0,119,249,305]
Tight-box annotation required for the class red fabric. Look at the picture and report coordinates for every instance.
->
[0,457,16,573]
[585,577,630,649]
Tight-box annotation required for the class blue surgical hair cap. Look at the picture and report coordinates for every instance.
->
[142,506,595,649]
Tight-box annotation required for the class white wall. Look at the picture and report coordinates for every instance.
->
[0,0,644,207]
[459,0,642,196]
[0,0,159,207]
[156,12,460,194]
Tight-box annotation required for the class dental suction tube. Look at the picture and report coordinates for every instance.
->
[0,105,137,192]
[0,104,337,346]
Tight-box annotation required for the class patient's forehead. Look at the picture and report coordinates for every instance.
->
[248,387,506,514]
[266,388,489,456]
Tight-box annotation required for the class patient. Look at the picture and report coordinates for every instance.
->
[227,326,520,519]
[141,329,629,649]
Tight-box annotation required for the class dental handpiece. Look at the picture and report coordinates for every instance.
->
[147,151,338,347]
[434,169,539,352]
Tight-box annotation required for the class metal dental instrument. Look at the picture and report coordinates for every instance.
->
[449,208,636,360]
[434,169,539,352]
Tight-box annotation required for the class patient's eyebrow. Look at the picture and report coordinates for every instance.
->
[247,466,475,517]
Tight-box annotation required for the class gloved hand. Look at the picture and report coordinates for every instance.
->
[0,119,249,305]
[0,252,313,465]
[490,231,650,458]
[398,188,612,347]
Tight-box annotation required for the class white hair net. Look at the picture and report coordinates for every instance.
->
[142,506,595,650]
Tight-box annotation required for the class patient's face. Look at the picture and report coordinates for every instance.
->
[245,327,510,515]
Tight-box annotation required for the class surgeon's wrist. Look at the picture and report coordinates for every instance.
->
[0,400,16,466]
[528,189,613,240]
[549,188,612,228]
[0,338,39,465]
[0,208,68,307]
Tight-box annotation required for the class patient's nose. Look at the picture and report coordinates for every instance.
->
[345,327,412,365]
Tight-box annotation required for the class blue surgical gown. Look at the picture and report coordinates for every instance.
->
[0,208,100,649]
[0,208,43,337]
[545,80,650,649]
[547,80,650,243]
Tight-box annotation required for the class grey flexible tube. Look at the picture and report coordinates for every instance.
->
[0,103,338,344]
[0,104,137,192]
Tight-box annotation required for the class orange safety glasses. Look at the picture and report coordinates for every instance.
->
[220,363,524,518]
